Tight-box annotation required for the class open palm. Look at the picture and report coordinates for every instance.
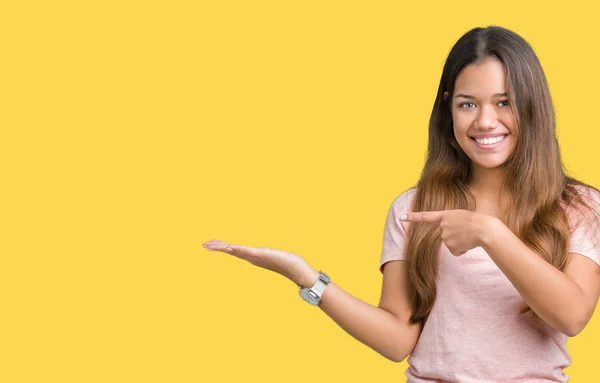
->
[203,240,318,287]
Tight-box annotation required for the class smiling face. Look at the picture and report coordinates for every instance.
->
[448,58,518,173]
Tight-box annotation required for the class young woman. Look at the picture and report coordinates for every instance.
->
[203,26,600,382]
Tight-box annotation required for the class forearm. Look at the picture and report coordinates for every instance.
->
[482,219,586,336]
[299,270,420,362]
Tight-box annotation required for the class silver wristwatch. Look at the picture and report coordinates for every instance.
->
[299,271,330,306]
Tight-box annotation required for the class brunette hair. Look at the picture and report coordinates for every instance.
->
[405,26,600,323]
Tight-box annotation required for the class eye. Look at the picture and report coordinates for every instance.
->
[459,102,476,109]
[497,100,510,107]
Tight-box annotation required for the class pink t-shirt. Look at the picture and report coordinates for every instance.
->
[380,188,600,383]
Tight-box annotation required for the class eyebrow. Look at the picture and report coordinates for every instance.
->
[454,93,507,99]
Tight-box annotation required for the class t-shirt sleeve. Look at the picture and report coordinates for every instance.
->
[380,189,415,273]
[568,187,600,267]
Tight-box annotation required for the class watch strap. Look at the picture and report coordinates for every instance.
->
[310,271,330,298]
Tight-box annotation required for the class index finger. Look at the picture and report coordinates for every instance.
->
[400,211,444,223]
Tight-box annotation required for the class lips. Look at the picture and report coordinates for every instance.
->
[470,134,508,149]
[473,135,507,145]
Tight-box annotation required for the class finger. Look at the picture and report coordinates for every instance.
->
[203,240,236,253]
[203,239,227,248]
[202,240,215,247]
[227,245,245,253]
[226,245,258,256]
[400,211,444,223]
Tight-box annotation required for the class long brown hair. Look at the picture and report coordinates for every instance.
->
[405,26,600,324]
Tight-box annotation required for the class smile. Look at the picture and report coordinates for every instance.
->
[470,134,508,149]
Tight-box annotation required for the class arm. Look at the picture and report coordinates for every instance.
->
[299,261,422,362]
[203,240,422,362]
[481,218,600,336]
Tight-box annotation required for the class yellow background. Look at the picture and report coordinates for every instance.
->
[2,1,599,382]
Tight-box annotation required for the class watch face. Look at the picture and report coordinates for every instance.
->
[299,289,319,305]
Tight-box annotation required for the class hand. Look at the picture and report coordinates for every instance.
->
[202,240,320,287]
[400,210,494,256]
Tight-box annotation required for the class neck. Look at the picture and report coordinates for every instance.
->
[469,165,505,197]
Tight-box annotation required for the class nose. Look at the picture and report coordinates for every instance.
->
[475,104,499,130]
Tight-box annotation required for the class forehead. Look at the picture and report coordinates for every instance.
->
[453,58,508,96]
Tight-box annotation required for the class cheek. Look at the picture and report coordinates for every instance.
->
[452,114,472,138]
[499,110,518,132]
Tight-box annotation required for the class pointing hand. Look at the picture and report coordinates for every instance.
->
[400,210,494,256]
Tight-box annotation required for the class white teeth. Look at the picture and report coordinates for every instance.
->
[475,135,506,145]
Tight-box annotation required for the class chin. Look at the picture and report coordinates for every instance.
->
[474,162,506,169]
[470,157,511,169]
